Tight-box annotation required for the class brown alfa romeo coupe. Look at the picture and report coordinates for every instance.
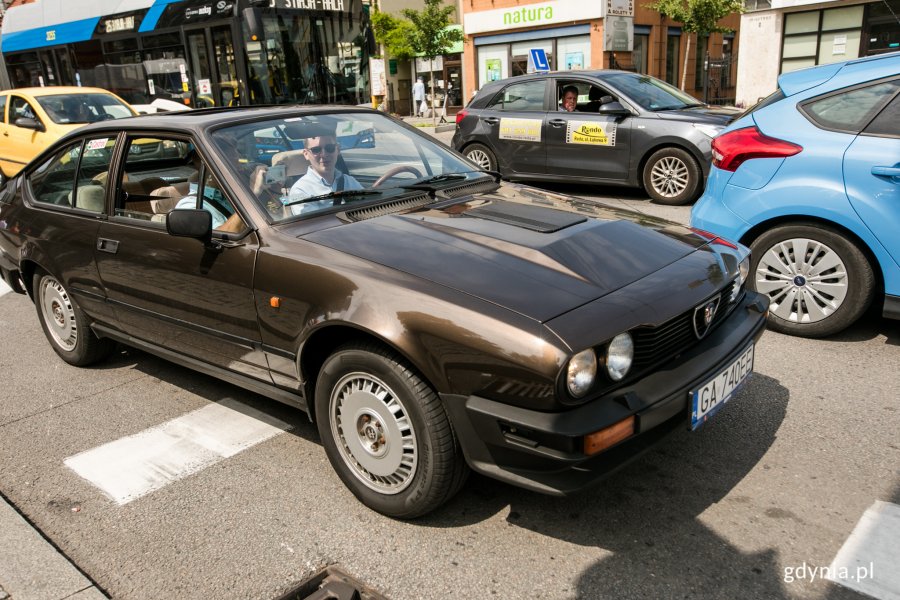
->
[0,107,767,517]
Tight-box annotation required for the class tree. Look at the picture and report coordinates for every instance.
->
[646,0,743,93]
[404,0,463,125]
[372,11,417,60]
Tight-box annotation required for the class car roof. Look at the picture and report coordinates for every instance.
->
[777,50,900,97]
[59,105,384,136]
[0,86,117,97]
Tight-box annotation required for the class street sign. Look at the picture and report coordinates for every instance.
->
[528,48,550,73]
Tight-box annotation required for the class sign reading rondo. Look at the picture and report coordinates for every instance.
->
[464,0,605,35]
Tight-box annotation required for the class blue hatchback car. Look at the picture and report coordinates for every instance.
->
[691,51,900,338]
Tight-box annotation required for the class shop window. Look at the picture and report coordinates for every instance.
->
[478,45,508,87]
[666,34,680,87]
[511,40,552,76]
[780,5,864,73]
[487,81,546,112]
[695,35,708,90]
[558,36,591,70]
[633,34,650,74]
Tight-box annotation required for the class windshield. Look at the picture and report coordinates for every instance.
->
[603,72,702,110]
[36,93,135,124]
[210,112,483,222]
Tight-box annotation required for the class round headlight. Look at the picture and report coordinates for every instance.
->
[606,333,634,381]
[566,349,597,398]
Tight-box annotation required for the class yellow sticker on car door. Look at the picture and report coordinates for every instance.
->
[499,118,543,142]
[566,121,617,146]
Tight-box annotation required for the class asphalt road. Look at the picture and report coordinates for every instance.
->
[1,186,898,600]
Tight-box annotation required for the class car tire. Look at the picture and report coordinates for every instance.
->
[463,143,497,172]
[33,271,115,366]
[315,342,468,518]
[642,147,701,206]
[749,224,875,338]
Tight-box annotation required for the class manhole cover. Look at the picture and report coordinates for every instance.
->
[277,566,388,600]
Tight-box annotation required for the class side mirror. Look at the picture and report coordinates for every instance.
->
[598,101,632,117]
[14,117,45,132]
[166,208,212,245]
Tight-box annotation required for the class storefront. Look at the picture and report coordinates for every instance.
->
[0,0,374,107]
[411,25,464,117]
[461,0,741,103]
[736,0,900,107]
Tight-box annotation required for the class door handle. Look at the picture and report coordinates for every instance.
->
[482,117,500,125]
[548,119,567,127]
[872,166,900,183]
[97,238,119,254]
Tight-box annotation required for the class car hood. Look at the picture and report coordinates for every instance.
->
[655,105,741,125]
[303,183,710,322]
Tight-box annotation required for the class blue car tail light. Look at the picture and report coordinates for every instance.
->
[711,126,803,172]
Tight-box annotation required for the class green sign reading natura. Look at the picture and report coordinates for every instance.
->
[502,5,553,25]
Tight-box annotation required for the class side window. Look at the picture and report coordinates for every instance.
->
[0,95,7,124]
[115,137,198,221]
[73,137,117,213]
[10,96,38,125]
[27,142,82,207]
[486,81,546,112]
[863,92,900,138]
[802,80,900,133]
[177,169,246,233]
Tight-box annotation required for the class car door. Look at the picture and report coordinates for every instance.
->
[481,79,548,175]
[93,134,270,381]
[545,79,632,181]
[19,136,114,322]
[843,86,900,266]
[4,96,52,173]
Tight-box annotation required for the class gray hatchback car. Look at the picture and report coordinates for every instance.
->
[452,71,740,205]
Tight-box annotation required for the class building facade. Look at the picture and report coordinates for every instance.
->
[460,0,742,104]
[737,0,899,107]
[0,0,375,107]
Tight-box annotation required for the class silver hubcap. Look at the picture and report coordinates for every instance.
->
[330,372,417,494]
[650,156,689,198]
[40,277,78,351]
[466,149,492,170]
[755,237,848,324]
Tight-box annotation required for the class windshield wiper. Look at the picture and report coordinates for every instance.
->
[402,171,501,190]
[283,189,381,207]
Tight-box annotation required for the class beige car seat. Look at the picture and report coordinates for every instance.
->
[68,185,106,212]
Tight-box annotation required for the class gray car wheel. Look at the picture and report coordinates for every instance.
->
[642,147,701,205]
[464,143,497,172]
[33,271,115,366]
[315,342,468,518]
[749,224,874,338]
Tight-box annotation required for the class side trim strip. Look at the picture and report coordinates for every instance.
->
[91,323,308,413]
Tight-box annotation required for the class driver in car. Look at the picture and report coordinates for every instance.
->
[288,127,363,216]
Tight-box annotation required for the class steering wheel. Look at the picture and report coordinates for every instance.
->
[371,165,423,188]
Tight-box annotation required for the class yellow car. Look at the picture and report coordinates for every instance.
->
[0,86,136,185]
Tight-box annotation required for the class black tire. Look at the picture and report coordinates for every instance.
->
[749,224,875,338]
[33,271,115,366]
[642,147,701,205]
[463,143,497,172]
[315,342,468,518]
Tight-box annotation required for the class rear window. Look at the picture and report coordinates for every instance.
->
[800,79,900,133]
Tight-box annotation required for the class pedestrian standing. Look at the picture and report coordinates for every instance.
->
[413,76,426,117]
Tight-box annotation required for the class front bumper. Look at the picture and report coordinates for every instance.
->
[442,291,769,496]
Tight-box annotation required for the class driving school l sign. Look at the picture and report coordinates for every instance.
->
[566,121,617,146]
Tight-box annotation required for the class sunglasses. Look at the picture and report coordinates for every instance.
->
[307,143,337,155]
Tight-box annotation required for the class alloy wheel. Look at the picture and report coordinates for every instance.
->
[40,276,79,351]
[649,155,689,198]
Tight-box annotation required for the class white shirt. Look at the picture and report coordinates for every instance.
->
[413,80,425,102]
[288,168,363,216]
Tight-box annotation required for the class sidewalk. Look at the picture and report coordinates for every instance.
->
[0,496,106,599]
[398,115,457,146]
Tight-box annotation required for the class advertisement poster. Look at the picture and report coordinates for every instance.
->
[565,52,584,70]
[566,121,617,146]
[604,16,634,51]
[486,59,502,82]
[369,58,386,96]
[499,118,542,142]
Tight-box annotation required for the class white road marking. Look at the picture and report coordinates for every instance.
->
[828,501,900,600]
[65,398,292,505]
[0,278,11,297]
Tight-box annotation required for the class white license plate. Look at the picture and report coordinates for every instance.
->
[690,344,754,430]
